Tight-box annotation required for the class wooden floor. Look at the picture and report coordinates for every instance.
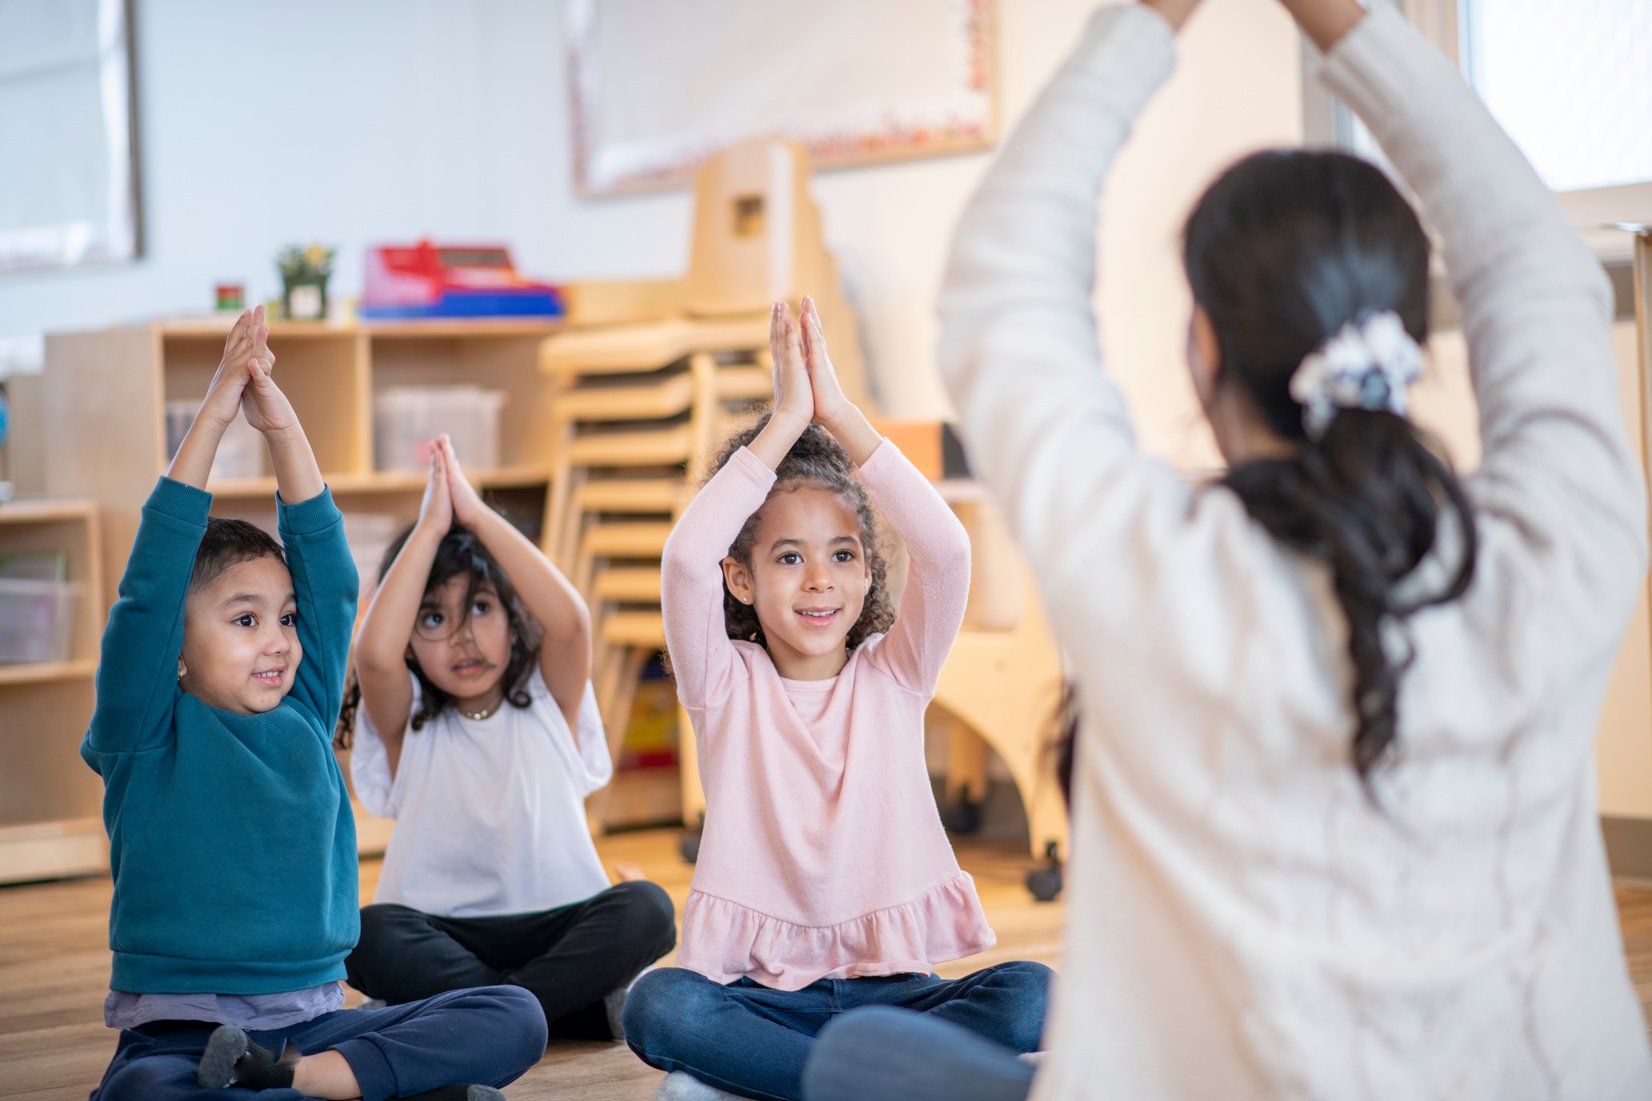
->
[1,832,1647,1100]
[0,831,1063,1100]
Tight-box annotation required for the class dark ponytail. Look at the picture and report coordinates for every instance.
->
[1183,149,1478,791]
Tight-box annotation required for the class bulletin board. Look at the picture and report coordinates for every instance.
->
[0,0,140,273]
[565,0,998,196]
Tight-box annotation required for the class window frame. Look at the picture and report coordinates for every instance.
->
[1301,0,1649,319]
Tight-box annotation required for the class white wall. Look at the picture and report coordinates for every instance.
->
[5,0,1646,814]
[0,0,685,360]
[0,0,1300,460]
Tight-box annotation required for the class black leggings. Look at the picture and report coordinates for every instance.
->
[345,880,676,1040]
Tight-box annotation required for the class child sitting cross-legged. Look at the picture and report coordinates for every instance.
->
[82,306,548,1101]
[337,433,676,1042]
[620,298,1052,1101]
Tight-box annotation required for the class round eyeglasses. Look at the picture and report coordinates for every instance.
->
[413,606,479,643]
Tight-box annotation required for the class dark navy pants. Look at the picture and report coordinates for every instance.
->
[88,985,546,1101]
[623,961,1050,1101]
[347,880,675,1040]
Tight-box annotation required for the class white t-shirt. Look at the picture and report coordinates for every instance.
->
[352,666,614,917]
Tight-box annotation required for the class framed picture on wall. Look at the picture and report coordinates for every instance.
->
[0,0,141,274]
[565,0,997,196]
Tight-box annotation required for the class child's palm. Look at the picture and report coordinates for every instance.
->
[238,313,299,435]
[241,362,298,435]
[199,309,260,427]
[419,446,454,534]
[440,436,486,526]
[770,302,814,425]
[800,297,850,427]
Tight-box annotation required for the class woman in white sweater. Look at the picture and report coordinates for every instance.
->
[802,0,1652,1098]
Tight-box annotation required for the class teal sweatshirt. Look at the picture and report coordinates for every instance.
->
[81,478,360,994]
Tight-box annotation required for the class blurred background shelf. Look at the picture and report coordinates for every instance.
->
[0,499,103,884]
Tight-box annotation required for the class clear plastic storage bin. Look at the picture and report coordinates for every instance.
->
[0,578,81,664]
[344,511,401,607]
[374,386,506,474]
[165,401,267,481]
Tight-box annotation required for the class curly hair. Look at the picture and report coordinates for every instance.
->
[709,414,895,655]
[334,523,542,750]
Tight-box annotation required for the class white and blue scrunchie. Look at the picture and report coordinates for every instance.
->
[1287,310,1424,439]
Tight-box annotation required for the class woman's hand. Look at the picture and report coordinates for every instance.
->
[769,301,814,432]
[1272,0,1364,50]
[1138,0,1204,33]
[438,434,488,529]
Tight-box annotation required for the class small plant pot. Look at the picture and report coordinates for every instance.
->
[282,277,329,321]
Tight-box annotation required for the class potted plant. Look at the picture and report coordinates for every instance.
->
[277,243,336,321]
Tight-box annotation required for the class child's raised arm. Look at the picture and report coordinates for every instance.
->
[440,435,594,733]
[802,297,971,692]
[239,317,357,727]
[353,451,453,777]
[84,313,264,761]
[660,304,813,712]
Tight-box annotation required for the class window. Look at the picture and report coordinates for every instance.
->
[1306,0,1652,267]
[1462,0,1652,195]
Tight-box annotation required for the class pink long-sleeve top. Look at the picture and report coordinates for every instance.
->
[661,439,995,990]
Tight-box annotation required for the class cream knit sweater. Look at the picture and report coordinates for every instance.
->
[939,5,1652,1098]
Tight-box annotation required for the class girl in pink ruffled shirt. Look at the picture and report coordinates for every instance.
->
[621,298,1050,1101]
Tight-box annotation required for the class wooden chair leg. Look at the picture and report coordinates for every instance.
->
[587,646,651,835]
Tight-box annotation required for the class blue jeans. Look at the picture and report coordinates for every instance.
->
[801,1006,1035,1101]
[623,961,1051,1101]
[88,985,547,1101]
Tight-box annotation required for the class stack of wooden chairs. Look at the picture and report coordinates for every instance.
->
[539,137,870,831]
[542,138,1069,894]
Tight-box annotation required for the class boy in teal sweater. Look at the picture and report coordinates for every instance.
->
[84,307,546,1100]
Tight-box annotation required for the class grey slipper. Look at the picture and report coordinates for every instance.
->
[196,1025,248,1088]
[653,1070,746,1100]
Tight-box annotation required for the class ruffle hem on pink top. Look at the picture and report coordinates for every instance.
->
[676,871,997,991]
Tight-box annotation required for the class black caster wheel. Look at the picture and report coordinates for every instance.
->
[1026,840,1063,902]
[941,793,984,835]
[1026,864,1063,902]
[679,813,706,864]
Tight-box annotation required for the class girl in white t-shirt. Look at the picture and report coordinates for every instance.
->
[336,434,675,1042]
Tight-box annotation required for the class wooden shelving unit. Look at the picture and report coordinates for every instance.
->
[0,498,107,884]
[40,320,564,857]
[43,319,564,608]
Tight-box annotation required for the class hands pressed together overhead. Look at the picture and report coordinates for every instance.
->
[756,295,883,469]
[169,305,323,502]
[198,305,293,437]
[416,434,486,537]
[769,296,853,435]
[1136,0,1362,47]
